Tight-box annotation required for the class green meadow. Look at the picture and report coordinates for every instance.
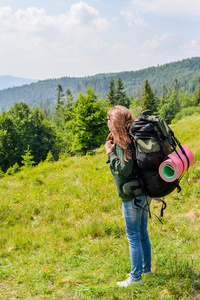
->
[0,114,200,299]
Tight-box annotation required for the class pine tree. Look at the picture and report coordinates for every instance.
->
[66,88,74,102]
[192,77,200,106]
[116,76,128,107]
[107,77,116,105]
[141,79,156,113]
[63,88,75,153]
[166,87,172,100]
[159,80,181,123]
[54,84,65,127]
[21,145,35,168]
[64,88,74,122]
[173,78,179,95]
[71,85,107,154]
[45,151,55,162]
[56,84,64,108]
[161,84,167,106]
[107,76,130,107]
[172,78,181,114]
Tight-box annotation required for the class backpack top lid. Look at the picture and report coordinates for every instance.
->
[136,110,172,138]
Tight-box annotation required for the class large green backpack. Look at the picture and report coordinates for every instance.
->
[129,110,188,201]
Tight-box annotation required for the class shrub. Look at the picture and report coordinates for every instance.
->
[12,162,20,174]
[59,150,71,161]
[0,167,4,178]
[6,166,13,175]
[5,162,20,176]
[175,106,200,120]
[45,151,55,162]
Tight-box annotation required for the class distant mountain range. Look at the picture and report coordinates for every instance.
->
[0,75,38,90]
[0,57,200,111]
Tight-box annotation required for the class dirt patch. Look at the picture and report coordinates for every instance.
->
[185,211,198,221]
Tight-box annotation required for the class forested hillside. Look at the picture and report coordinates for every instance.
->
[0,57,200,111]
[1,74,200,174]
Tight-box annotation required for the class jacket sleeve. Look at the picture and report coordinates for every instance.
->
[108,145,133,177]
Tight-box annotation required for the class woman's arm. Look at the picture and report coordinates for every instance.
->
[107,145,133,177]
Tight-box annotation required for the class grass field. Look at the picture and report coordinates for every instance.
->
[0,114,200,299]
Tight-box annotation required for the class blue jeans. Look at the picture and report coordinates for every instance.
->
[122,194,151,281]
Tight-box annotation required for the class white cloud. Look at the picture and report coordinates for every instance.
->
[67,1,109,31]
[0,2,110,78]
[142,33,172,50]
[131,0,200,18]
[181,38,200,56]
[139,33,185,64]
[118,2,200,71]
[120,9,155,48]
[0,1,199,79]
[0,2,109,37]
[111,43,130,52]
[121,10,150,28]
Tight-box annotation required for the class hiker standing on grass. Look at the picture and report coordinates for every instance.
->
[105,105,152,287]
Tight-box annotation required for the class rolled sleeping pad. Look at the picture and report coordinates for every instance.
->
[159,145,194,182]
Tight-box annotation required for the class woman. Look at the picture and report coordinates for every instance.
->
[105,105,152,287]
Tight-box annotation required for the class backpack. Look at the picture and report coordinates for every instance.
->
[129,110,190,219]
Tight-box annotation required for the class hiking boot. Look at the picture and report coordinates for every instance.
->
[117,277,143,287]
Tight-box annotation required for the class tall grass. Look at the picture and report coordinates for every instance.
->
[0,114,200,299]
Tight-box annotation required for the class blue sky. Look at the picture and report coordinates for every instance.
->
[1,0,200,79]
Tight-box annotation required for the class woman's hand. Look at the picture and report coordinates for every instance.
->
[105,140,115,155]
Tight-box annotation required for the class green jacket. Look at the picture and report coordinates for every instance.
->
[107,144,140,202]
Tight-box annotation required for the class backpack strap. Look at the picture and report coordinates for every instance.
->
[133,197,164,224]
[167,132,190,171]
[151,198,167,217]
[171,133,190,169]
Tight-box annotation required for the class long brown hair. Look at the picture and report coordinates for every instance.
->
[106,105,135,161]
